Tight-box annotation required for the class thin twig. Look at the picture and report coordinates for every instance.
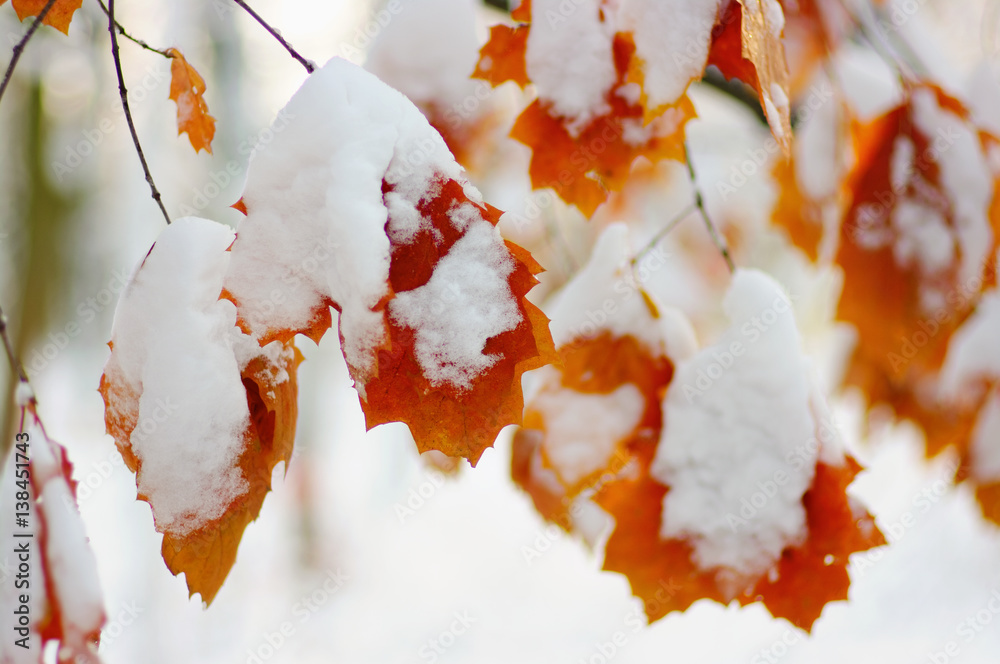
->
[631,202,696,265]
[684,143,735,273]
[0,303,40,467]
[95,0,172,57]
[230,0,315,74]
[0,305,29,386]
[0,0,59,107]
[838,0,919,87]
[108,0,171,225]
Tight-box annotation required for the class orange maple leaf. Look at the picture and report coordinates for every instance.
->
[598,430,884,630]
[474,3,697,218]
[101,344,301,604]
[160,349,301,603]
[166,48,216,154]
[513,331,673,529]
[508,35,694,217]
[472,23,530,89]
[1,0,82,34]
[706,1,760,94]
[770,154,826,261]
[746,456,886,630]
[101,219,302,604]
[219,59,556,467]
[359,177,558,465]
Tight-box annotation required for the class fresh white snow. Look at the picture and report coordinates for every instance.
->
[105,217,291,537]
[616,0,723,110]
[222,57,518,397]
[526,0,617,132]
[388,219,521,390]
[652,269,819,582]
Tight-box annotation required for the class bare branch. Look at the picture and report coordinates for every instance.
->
[0,0,59,107]
[230,0,316,74]
[107,0,171,225]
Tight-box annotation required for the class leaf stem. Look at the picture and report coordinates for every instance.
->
[107,0,171,225]
[230,0,316,74]
[95,0,173,58]
[0,0,59,107]
[684,143,735,273]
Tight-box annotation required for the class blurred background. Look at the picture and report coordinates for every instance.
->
[2,0,1000,661]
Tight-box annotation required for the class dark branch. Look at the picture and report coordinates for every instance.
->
[230,0,315,74]
[95,0,172,57]
[0,0,59,107]
[108,0,171,225]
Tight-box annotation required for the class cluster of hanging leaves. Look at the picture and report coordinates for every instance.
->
[472,0,796,215]
[772,78,1000,524]
[512,227,884,630]
[98,59,557,602]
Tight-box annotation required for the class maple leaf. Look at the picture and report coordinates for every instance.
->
[511,224,688,527]
[0,0,82,34]
[939,295,1000,525]
[221,58,556,466]
[472,24,530,89]
[158,348,301,604]
[835,84,1000,459]
[100,217,301,604]
[166,48,216,154]
[600,450,884,631]
[706,0,759,95]
[512,35,694,217]
[360,178,558,465]
[771,155,825,261]
[474,6,696,216]
[1,421,106,662]
[513,331,674,529]
[747,455,885,630]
